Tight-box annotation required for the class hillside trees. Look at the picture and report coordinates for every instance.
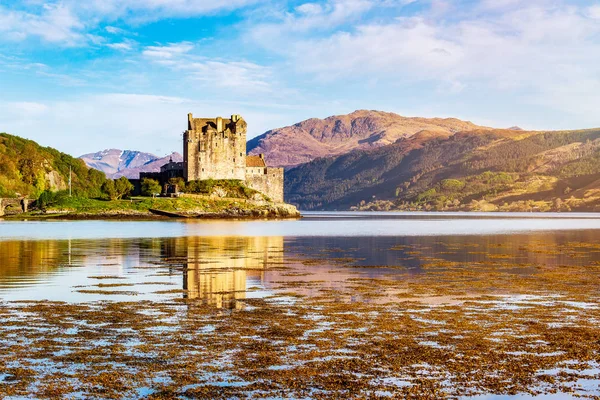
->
[102,177,133,200]
[285,128,600,211]
[141,178,161,196]
[0,133,108,199]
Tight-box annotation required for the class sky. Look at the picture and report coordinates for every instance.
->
[1,0,600,157]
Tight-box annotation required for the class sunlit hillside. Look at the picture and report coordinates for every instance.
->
[285,128,600,212]
[0,133,106,199]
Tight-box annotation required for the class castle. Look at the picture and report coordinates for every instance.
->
[140,113,284,202]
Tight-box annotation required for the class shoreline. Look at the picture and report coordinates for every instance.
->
[4,208,600,222]
[0,196,301,221]
[1,209,302,221]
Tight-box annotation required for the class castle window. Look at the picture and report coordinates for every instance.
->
[240,152,242,157]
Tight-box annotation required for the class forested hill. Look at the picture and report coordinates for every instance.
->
[0,133,106,198]
[285,128,600,212]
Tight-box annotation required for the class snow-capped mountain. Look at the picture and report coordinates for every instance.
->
[79,149,182,179]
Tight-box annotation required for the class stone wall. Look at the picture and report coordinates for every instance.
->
[245,168,284,203]
[0,198,30,216]
[184,114,247,182]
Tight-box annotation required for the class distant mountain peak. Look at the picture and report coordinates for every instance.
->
[247,110,486,168]
[508,126,524,131]
[80,149,181,179]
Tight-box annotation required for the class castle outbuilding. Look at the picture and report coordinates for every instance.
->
[141,113,284,202]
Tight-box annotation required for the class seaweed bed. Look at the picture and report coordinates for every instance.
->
[1,239,600,399]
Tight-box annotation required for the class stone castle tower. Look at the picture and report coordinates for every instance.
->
[176,113,284,202]
[184,113,247,181]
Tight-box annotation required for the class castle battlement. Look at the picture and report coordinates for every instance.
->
[180,113,283,202]
[183,113,248,182]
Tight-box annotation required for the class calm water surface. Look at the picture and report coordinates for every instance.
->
[2,211,600,240]
[1,212,600,304]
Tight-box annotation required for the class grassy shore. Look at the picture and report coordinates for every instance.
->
[6,196,301,220]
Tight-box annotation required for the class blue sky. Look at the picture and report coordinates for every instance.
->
[1,0,600,156]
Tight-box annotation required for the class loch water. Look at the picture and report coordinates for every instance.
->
[1,212,600,398]
[1,212,600,304]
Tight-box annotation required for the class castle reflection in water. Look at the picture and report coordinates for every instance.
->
[162,237,284,309]
[0,236,284,307]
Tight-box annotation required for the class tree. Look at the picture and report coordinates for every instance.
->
[17,143,43,186]
[101,180,117,200]
[37,190,55,210]
[86,169,107,198]
[168,177,185,189]
[114,176,134,200]
[141,178,161,197]
[36,190,68,210]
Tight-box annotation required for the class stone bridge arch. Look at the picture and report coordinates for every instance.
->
[0,198,30,217]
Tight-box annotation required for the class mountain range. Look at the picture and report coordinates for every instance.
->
[76,110,600,212]
[79,149,182,179]
[247,110,486,167]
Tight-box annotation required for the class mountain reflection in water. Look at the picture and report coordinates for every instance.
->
[1,226,600,305]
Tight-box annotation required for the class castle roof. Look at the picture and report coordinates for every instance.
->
[246,155,266,167]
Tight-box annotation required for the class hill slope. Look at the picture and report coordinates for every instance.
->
[285,128,600,212]
[80,150,182,179]
[0,133,106,198]
[247,110,485,167]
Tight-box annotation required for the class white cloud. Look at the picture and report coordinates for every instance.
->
[142,42,274,93]
[105,26,126,34]
[70,0,261,22]
[295,3,324,15]
[185,61,273,92]
[252,2,600,119]
[290,17,462,79]
[0,0,259,45]
[588,5,600,19]
[142,42,195,60]
[477,0,559,12]
[106,39,136,51]
[107,42,132,51]
[0,4,84,45]
[251,0,374,45]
